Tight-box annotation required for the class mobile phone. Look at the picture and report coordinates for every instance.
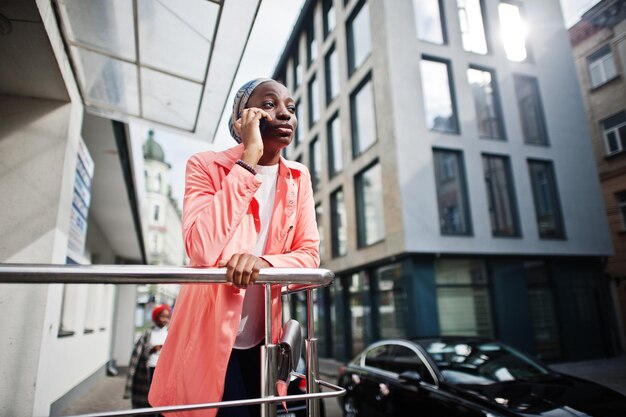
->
[259,117,267,135]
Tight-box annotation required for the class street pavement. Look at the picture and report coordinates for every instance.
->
[58,355,626,417]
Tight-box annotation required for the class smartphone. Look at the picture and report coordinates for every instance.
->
[259,117,267,135]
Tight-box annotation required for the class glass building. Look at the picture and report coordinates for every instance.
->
[273,0,618,362]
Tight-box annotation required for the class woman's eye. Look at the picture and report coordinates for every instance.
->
[263,101,275,108]
[287,106,296,113]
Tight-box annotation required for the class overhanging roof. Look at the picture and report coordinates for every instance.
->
[54,0,261,141]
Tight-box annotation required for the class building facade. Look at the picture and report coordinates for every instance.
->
[569,0,626,348]
[274,0,618,363]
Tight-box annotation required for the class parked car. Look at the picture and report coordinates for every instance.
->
[337,336,626,417]
[277,357,326,417]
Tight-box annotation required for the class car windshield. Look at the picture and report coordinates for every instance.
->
[418,340,550,385]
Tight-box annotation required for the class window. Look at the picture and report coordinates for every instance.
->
[420,57,459,133]
[325,45,340,104]
[331,188,347,257]
[308,75,320,127]
[616,191,626,230]
[514,74,548,145]
[528,160,565,239]
[153,204,160,222]
[294,99,301,146]
[292,45,302,88]
[587,44,617,88]
[309,137,322,191]
[350,76,377,156]
[457,0,488,54]
[433,149,472,235]
[349,271,372,354]
[499,1,528,62]
[435,259,494,337]
[307,14,318,67]
[364,344,390,370]
[323,0,336,38]
[601,112,626,155]
[375,263,406,339]
[468,67,505,139]
[388,345,435,384]
[327,113,343,176]
[482,154,520,236]
[347,0,372,74]
[413,0,446,44]
[355,162,385,246]
[316,203,325,261]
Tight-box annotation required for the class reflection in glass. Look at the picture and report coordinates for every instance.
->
[514,75,548,145]
[433,149,472,235]
[351,78,377,156]
[435,259,493,337]
[308,75,320,127]
[457,0,488,54]
[420,59,458,132]
[328,114,343,176]
[356,163,385,246]
[498,2,528,62]
[331,188,347,257]
[468,67,505,139]
[309,137,322,191]
[349,272,371,355]
[325,46,340,104]
[528,160,565,239]
[375,263,406,339]
[482,155,519,236]
[413,0,445,44]
[347,1,372,73]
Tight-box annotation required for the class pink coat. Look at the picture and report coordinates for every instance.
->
[148,144,320,417]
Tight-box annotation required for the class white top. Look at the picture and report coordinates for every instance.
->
[234,163,279,349]
[147,325,168,368]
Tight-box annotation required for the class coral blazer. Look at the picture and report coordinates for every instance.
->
[148,144,320,417]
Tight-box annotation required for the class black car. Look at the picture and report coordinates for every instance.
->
[337,337,626,417]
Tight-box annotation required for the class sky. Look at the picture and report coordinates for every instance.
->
[132,0,599,207]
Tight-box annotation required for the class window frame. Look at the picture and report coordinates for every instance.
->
[331,187,347,257]
[323,0,336,39]
[527,159,566,239]
[617,191,626,230]
[514,73,549,146]
[420,55,460,133]
[482,153,521,237]
[327,112,343,177]
[346,0,372,75]
[468,65,506,140]
[325,44,340,105]
[309,136,322,191]
[355,160,385,247]
[457,0,489,55]
[587,44,618,89]
[413,0,448,45]
[433,148,473,236]
[308,75,320,128]
[350,73,378,157]
[601,111,626,156]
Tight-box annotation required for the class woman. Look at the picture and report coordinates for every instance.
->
[148,78,320,417]
[124,303,171,409]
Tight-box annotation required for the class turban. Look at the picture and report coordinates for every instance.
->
[152,304,171,323]
[228,78,273,143]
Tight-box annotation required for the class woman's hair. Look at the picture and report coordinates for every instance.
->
[228,78,273,143]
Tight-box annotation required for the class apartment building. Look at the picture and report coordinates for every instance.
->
[570,0,626,349]
[274,0,618,362]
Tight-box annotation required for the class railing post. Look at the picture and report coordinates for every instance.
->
[261,283,277,417]
[305,288,320,417]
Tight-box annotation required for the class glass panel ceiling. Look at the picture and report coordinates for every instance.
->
[138,0,219,81]
[55,0,222,131]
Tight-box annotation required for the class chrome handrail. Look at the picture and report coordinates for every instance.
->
[0,264,344,417]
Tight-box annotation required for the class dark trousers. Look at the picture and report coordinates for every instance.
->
[217,344,262,417]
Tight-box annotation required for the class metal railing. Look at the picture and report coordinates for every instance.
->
[0,264,345,417]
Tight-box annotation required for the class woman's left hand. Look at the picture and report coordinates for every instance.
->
[218,253,271,288]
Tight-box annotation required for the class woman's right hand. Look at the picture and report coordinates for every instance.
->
[233,107,272,167]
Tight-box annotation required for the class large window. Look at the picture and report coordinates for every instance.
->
[616,191,626,230]
[309,137,322,191]
[316,203,325,261]
[325,45,340,104]
[374,263,406,339]
[413,0,446,44]
[292,44,302,88]
[355,162,385,246]
[331,188,347,257]
[435,259,494,338]
[528,160,565,239]
[348,271,372,354]
[327,113,343,176]
[350,76,377,156]
[482,154,520,236]
[347,0,372,74]
[323,0,336,38]
[587,44,617,88]
[457,0,488,54]
[433,149,472,235]
[601,111,626,156]
[514,74,548,145]
[420,57,458,133]
[308,75,320,127]
[307,14,318,67]
[468,67,505,139]
[294,99,301,146]
[499,1,528,62]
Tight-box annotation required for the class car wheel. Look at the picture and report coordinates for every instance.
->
[343,395,359,417]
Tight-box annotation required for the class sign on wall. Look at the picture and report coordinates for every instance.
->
[67,138,94,264]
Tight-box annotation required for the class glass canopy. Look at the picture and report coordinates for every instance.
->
[56,0,221,132]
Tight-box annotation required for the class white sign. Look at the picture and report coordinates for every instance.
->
[67,137,94,264]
